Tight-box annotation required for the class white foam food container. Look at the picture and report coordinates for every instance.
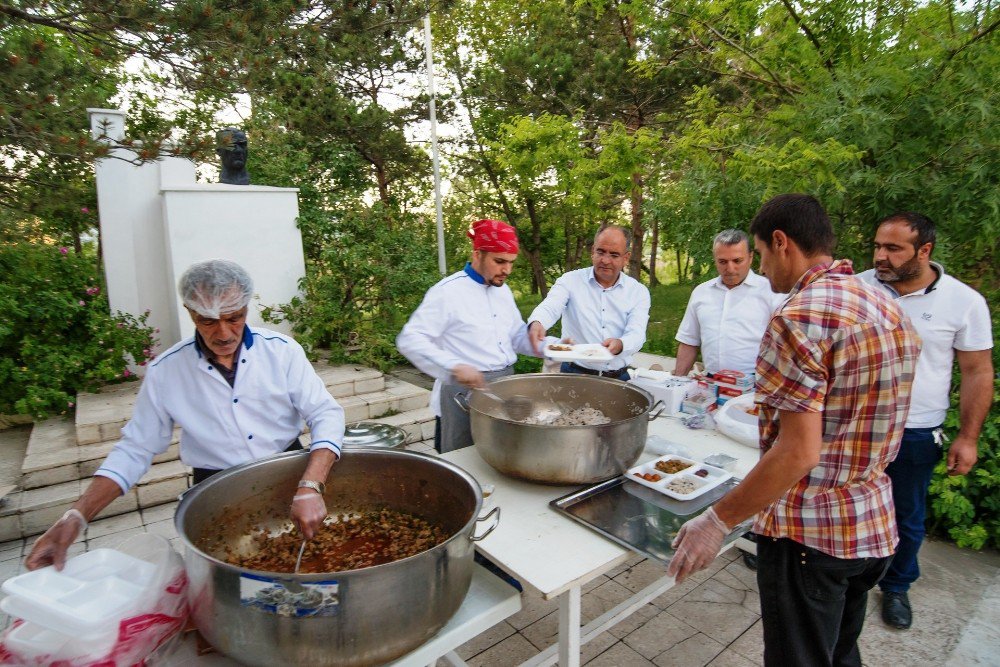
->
[626,454,732,501]
[1,548,156,635]
[544,343,614,362]
[3,620,117,662]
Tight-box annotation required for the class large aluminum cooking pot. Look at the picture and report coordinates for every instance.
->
[174,449,499,666]
[461,373,664,484]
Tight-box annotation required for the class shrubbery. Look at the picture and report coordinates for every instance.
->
[263,205,440,371]
[0,243,156,418]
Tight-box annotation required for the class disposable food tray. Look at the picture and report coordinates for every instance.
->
[543,343,614,362]
[0,548,156,634]
[626,455,732,500]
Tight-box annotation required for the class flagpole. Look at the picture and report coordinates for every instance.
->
[424,15,446,276]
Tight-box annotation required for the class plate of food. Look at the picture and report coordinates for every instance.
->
[626,454,733,501]
[544,343,615,362]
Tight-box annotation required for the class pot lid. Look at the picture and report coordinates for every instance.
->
[342,421,407,449]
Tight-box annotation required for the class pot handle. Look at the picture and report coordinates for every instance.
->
[454,392,471,413]
[647,399,667,421]
[471,506,500,542]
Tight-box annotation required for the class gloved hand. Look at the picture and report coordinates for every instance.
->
[291,491,327,539]
[25,509,87,571]
[666,506,729,584]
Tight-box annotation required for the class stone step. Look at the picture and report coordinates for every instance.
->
[9,376,432,541]
[74,363,385,445]
[1,457,190,543]
[336,376,431,424]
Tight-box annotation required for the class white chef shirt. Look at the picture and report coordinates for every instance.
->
[858,263,993,428]
[675,270,783,375]
[396,265,536,415]
[528,267,651,371]
[96,326,345,493]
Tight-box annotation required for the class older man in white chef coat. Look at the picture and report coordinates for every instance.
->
[26,259,345,571]
[673,229,783,376]
[397,219,541,453]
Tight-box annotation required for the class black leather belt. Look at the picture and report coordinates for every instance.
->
[566,362,629,379]
[192,438,303,485]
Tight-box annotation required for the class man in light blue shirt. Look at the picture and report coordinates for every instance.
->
[528,226,650,379]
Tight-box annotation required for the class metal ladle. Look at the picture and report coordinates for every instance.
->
[476,388,533,421]
[294,539,307,574]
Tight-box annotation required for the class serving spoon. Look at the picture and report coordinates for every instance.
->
[475,387,534,421]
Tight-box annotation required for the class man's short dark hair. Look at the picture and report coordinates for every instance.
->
[594,225,632,252]
[749,194,835,256]
[878,211,936,252]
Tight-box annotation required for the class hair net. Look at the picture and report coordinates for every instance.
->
[178,259,253,319]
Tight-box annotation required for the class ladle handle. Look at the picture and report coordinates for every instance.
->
[454,392,471,413]
[647,400,667,420]
[471,507,501,542]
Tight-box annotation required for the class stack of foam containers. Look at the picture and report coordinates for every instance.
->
[1,548,158,663]
[628,369,694,415]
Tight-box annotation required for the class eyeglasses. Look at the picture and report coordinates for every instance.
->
[593,249,624,260]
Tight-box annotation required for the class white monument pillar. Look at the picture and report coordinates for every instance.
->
[88,109,305,357]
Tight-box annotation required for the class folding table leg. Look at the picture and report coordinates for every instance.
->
[558,586,582,667]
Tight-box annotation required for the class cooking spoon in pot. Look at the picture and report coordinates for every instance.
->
[475,387,533,421]
[294,540,307,574]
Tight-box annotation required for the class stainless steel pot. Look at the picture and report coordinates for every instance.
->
[460,373,664,485]
[174,449,499,667]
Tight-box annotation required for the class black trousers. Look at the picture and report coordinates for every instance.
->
[757,536,891,667]
[192,438,303,485]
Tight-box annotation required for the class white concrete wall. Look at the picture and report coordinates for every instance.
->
[90,109,198,354]
[161,185,304,342]
[89,109,305,357]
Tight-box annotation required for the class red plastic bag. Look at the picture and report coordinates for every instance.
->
[0,535,189,667]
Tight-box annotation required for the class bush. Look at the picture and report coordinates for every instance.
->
[264,205,440,371]
[0,243,156,418]
[928,377,1000,551]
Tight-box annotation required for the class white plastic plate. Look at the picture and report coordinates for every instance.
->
[544,343,614,362]
[626,454,733,501]
[1,548,156,634]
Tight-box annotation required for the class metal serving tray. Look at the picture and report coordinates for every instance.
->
[550,476,750,565]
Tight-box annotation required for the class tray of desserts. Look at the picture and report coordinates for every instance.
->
[626,454,732,501]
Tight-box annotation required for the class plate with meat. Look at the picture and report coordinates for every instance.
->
[544,343,615,362]
[626,455,732,501]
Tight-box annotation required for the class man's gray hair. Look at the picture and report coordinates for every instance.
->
[178,259,254,319]
[594,225,632,252]
[713,229,749,251]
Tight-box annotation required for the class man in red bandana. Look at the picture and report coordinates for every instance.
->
[397,219,542,452]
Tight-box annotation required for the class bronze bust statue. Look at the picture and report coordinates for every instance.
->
[216,128,249,185]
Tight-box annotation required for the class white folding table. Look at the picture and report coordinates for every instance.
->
[442,414,760,667]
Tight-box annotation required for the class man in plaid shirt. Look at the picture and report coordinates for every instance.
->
[667,194,920,666]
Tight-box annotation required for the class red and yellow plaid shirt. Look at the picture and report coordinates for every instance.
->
[753,260,920,559]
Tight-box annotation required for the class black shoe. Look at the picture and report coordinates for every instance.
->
[742,552,758,571]
[882,591,912,629]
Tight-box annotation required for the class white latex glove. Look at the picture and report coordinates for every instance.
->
[291,491,327,539]
[25,509,87,571]
[666,506,729,584]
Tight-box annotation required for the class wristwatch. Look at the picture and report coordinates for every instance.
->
[297,479,326,495]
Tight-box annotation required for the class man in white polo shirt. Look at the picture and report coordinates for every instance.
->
[527,225,650,380]
[858,211,994,630]
[674,229,783,376]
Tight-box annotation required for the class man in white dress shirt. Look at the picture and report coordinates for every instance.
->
[26,259,345,570]
[674,229,783,376]
[527,226,650,380]
[397,219,539,453]
[858,212,993,630]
